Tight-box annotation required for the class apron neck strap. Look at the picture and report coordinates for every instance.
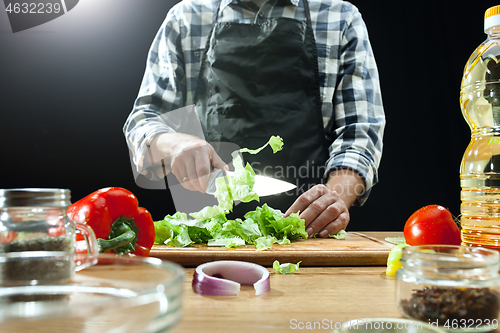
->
[301,0,312,28]
[213,0,313,28]
[213,0,223,25]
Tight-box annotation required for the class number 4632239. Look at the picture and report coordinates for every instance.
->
[5,2,62,14]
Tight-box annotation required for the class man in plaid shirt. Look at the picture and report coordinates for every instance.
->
[124,0,385,237]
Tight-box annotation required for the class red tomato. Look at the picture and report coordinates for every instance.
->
[404,205,461,246]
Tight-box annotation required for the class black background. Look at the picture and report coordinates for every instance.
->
[0,0,498,231]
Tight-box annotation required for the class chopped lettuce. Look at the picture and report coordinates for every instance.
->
[154,205,307,250]
[244,204,308,240]
[213,136,283,211]
[254,236,277,251]
[239,135,284,155]
[153,135,308,250]
[273,260,301,274]
[384,236,406,245]
[310,229,350,239]
[328,229,349,239]
[208,237,245,248]
[189,205,226,221]
[154,216,193,248]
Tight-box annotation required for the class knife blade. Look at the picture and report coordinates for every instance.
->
[206,169,296,197]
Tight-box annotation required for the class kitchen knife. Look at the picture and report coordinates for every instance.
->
[206,169,296,197]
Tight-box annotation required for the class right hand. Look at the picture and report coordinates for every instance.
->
[150,133,227,192]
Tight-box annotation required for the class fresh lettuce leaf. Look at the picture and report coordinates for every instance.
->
[384,236,406,245]
[239,135,284,155]
[254,236,277,251]
[207,236,245,248]
[154,204,307,250]
[154,220,173,245]
[154,217,193,247]
[213,175,233,211]
[167,227,193,247]
[190,205,227,221]
[244,204,308,240]
[276,237,291,245]
[328,229,349,239]
[238,218,262,242]
[213,136,283,210]
[153,136,308,251]
[228,153,259,203]
[218,219,259,243]
[273,260,301,274]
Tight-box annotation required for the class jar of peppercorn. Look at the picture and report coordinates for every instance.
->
[396,245,500,332]
[0,188,98,288]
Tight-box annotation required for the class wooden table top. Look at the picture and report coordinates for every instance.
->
[170,231,500,333]
[171,232,406,332]
[172,265,401,333]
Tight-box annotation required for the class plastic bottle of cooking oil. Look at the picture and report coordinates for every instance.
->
[460,5,500,248]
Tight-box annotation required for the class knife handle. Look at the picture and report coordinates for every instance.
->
[206,168,227,195]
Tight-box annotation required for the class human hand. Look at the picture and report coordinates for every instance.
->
[284,184,349,238]
[151,133,227,192]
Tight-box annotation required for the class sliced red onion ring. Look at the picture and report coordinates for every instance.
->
[192,260,270,296]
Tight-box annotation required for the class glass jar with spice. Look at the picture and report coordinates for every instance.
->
[396,245,500,332]
[0,188,98,287]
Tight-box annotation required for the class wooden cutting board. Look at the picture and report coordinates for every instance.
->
[150,232,396,267]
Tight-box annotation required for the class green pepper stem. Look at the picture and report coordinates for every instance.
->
[97,229,136,253]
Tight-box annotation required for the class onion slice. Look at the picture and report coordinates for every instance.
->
[192,260,270,296]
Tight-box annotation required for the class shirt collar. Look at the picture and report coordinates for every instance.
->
[220,0,299,11]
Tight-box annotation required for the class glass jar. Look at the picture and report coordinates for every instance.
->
[396,245,500,332]
[0,188,98,287]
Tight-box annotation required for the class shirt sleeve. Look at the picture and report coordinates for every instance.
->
[324,7,386,206]
[123,12,186,181]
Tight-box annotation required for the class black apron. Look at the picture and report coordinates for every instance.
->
[194,0,328,214]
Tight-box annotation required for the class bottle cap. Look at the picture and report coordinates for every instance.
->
[485,5,500,32]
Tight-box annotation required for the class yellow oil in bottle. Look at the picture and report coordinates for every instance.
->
[460,5,500,249]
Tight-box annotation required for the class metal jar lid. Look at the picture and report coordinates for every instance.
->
[0,189,71,208]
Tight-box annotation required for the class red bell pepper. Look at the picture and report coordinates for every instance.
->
[67,187,155,257]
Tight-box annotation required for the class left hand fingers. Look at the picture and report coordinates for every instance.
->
[286,184,349,238]
[284,184,328,219]
[302,195,347,237]
[308,206,349,238]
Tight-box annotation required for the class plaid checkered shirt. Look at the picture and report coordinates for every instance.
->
[123,0,385,205]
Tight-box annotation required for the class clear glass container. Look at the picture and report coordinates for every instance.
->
[0,188,98,286]
[0,254,185,333]
[396,245,500,332]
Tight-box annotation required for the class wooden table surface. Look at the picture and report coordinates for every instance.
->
[172,265,401,332]
[171,232,413,333]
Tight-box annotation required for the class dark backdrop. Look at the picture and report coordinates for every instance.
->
[0,0,497,231]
